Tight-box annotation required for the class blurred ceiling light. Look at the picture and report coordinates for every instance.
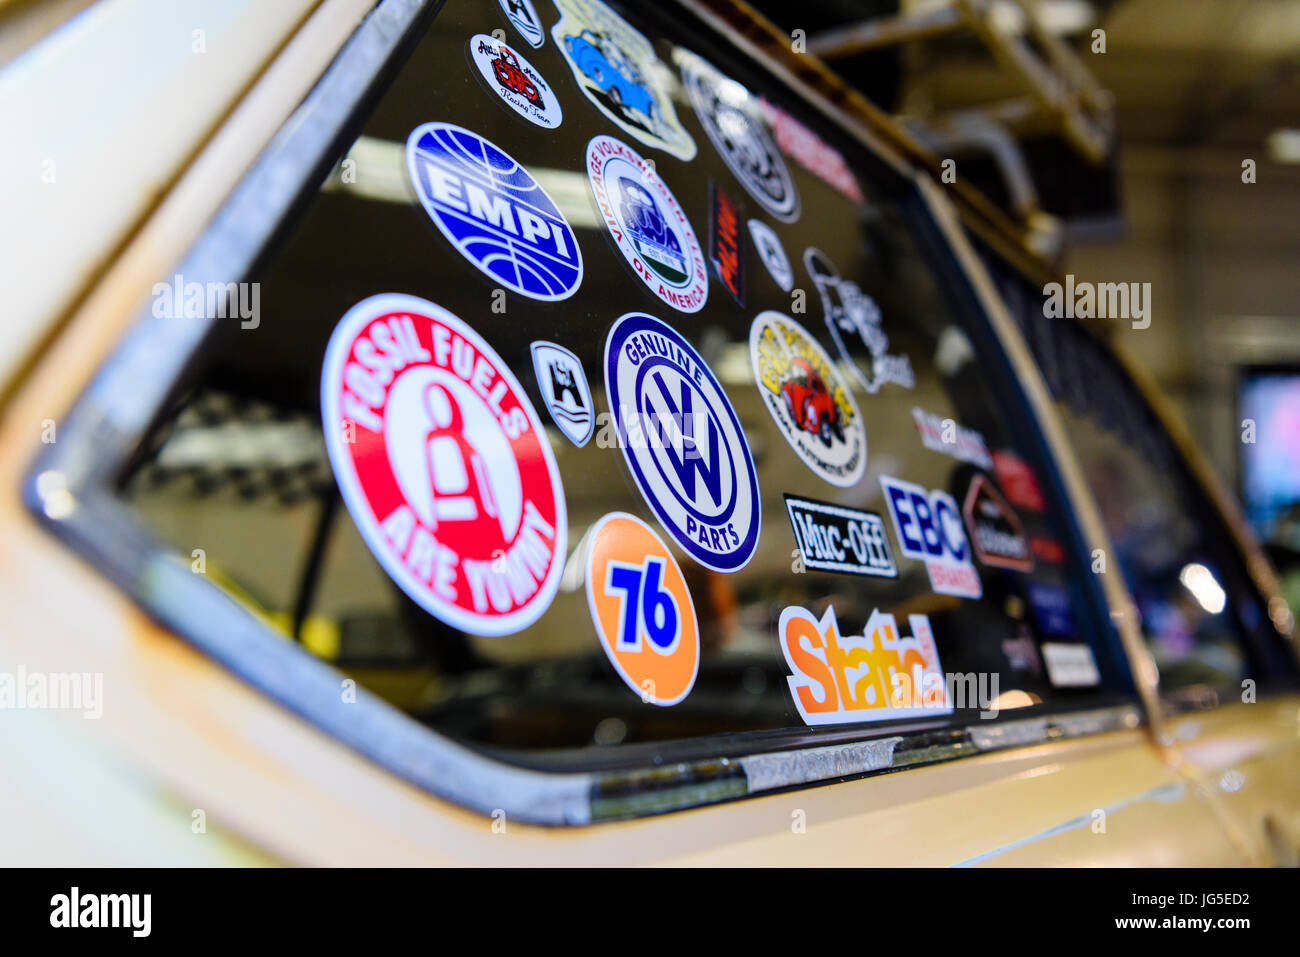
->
[1179,562,1227,615]
[988,0,1095,36]
[1266,129,1300,164]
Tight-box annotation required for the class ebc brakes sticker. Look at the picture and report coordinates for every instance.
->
[552,0,696,160]
[677,49,799,222]
[585,512,699,705]
[804,247,914,394]
[321,293,566,637]
[406,122,582,301]
[879,474,982,599]
[750,311,866,487]
[469,34,562,129]
[604,313,760,572]
[778,604,951,726]
[587,135,708,313]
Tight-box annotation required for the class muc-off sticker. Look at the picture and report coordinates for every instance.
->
[530,340,593,447]
[552,0,696,160]
[880,474,982,599]
[585,512,699,706]
[677,49,799,222]
[750,311,866,487]
[748,218,793,292]
[785,495,895,578]
[605,313,760,572]
[407,122,582,301]
[587,135,708,313]
[709,181,744,305]
[778,604,950,726]
[500,0,545,47]
[469,35,561,129]
[804,247,914,394]
[321,294,566,637]
[963,473,1033,572]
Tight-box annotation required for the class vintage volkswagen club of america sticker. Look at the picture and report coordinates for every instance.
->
[605,313,761,572]
[587,135,708,313]
[500,0,545,47]
[469,34,561,129]
[586,512,699,706]
[750,311,866,487]
[678,49,799,222]
[407,122,582,301]
[552,0,696,160]
[322,293,567,637]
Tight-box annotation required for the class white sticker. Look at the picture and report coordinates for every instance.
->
[321,294,566,637]
[500,0,545,47]
[750,311,866,487]
[1042,642,1102,687]
[552,0,696,160]
[531,340,594,447]
[748,218,793,292]
[880,473,982,599]
[587,135,708,313]
[469,34,562,129]
[678,49,799,222]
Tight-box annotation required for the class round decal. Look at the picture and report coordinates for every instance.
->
[406,122,583,301]
[469,34,562,129]
[748,218,793,292]
[587,135,708,313]
[552,0,696,160]
[605,313,760,572]
[585,512,699,706]
[749,310,867,488]
[678,49,799,222]
[321,293,567,637]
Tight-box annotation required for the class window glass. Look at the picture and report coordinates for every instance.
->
[117,0,1128,766]
[991,265,1299,696]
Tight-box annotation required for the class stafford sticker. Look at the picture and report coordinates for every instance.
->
[531,340,594,447]
[963,473,1033,571]
[321,294,566,637]
[500,0,545,47]
[470,35,561,129]
[677,49,799,221]
[710,181,744,305]
[805,247,914,393]
[912,407,993,470]
[880,474,982,599]
[587,135,708,313]
[552,0,696,160]
[750,311,866,487]
[779,604,950,726]
[785,495,896,578]
[760,96,862,204]
[748,218,793,292]
[585,512,699,705]
[407,122,582,300]
[605,313,761,571]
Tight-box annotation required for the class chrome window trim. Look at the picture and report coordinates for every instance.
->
[25,0,1145,826]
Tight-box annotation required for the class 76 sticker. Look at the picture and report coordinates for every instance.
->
[585,512,699,706]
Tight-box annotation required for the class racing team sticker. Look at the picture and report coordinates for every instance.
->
[469,34,562,129]
[750,311,866,487]
[587,135,708,313]
[322,293,567,637]
[678,49,799,222]
[552,0,696,160]
[605,313,761,572]
[585,512,699,706]
[407,122,582,301]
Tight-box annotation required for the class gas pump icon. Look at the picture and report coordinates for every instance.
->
[423,383,502,534]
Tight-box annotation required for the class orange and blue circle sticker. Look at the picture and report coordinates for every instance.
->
[585,512,699,706]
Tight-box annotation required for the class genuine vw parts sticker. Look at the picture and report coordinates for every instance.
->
[407,122,582,301]
[322,294,566,636]
[587,135,708,313]
[750,311,866,487]
[605,313,760,571]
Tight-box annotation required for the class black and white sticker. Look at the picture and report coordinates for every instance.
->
[499,0,545,47]
[469,34,562,129]
[1041,642,1101,687]
[530,340,593,447]
[785,495,896,578]
[748,218,793,292]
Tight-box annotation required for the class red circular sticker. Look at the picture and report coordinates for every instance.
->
[321,293,566,636]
